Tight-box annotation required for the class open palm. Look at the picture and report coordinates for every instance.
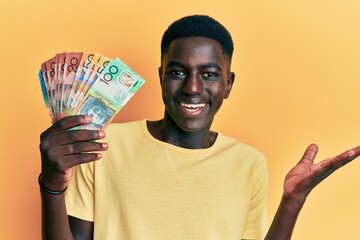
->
[284,144,360,203]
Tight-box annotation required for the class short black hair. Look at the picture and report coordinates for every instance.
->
[161,15,234,60]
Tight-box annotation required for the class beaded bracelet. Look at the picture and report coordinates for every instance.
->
[38,173,67,195]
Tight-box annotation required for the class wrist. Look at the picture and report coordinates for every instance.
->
[38,173,68,195]
[281,193,306,211]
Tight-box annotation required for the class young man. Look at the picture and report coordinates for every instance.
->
[39,15,360,239]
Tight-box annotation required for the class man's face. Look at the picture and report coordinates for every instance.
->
[159,37,234,132]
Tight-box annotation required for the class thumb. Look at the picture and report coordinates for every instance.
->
[298,143,318,165]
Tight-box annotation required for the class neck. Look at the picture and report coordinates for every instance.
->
[147,114,217,149]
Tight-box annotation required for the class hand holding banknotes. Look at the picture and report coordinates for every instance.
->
[39,115,108,192]
[38,50,145,238]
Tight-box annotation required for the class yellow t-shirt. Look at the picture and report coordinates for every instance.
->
[65,120,268,240]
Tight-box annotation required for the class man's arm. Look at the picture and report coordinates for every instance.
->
[41,192,94,240]
[265,144,360,240]
[69,216,94,240]
[39,115,108,240]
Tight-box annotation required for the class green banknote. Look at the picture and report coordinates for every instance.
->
[71,58,145,130]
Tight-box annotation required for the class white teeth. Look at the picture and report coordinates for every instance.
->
[180,102,206,112]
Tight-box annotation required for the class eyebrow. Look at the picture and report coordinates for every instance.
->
[166,61,223,72]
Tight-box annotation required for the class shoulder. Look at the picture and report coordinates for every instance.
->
[104,120,144,138]
[102,120,151,151]
[216,133,267,168]
[106,120,143,132]
[218,133,265,158]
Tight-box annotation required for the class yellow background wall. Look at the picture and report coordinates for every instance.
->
[1,0,360,239]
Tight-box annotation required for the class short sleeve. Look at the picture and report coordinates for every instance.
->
[65,162,95,222]
[242,155,268,239]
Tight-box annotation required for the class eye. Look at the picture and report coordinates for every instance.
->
[170,70,186,76]
[201,72,219,80]
[166,70,187,79]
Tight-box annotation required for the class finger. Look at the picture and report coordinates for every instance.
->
[297,143,318,164]
[40,130,106,151]
[346,145,360,161]
[46,142,108,160]
[320,145,360,170]
[48,152,104,173]
[66,152,104,168]
[40,115,92,140]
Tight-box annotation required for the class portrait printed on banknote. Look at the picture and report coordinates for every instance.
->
[78,95,114,129]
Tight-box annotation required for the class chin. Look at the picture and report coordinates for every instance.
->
[176,118,211,133]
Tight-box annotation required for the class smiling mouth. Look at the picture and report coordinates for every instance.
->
[179,102,207,113]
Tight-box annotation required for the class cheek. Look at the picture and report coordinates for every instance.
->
[206,85,226,111]
[162,80,180,98]
[209,83,226,99]
[161,81,175,106]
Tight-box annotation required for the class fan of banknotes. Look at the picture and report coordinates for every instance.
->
[38,51,145,130]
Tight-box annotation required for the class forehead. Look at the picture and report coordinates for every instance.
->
[162,37,229,66]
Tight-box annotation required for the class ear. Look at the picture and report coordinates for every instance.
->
[158,67,163,86]
[224,72,235,99]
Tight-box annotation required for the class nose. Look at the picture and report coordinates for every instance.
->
[182,73,203,95]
